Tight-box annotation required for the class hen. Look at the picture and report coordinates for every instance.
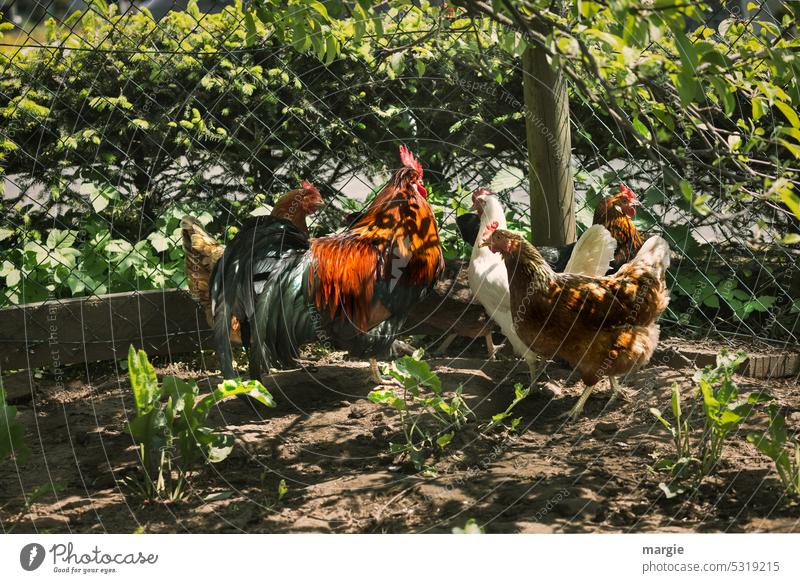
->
[211,146,444,382]
[467,188,617,386]
[594,183,644,272]
[181,181,323,346]
[482,223,670,420]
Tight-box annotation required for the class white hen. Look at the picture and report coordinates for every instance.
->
[467,188,617,385]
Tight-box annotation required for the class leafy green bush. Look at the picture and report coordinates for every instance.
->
[124,345,275,500]
[0,201,216,306]
[696,351,768,475]
[1,0,798,345]
[650,350,768,497]
[368,349,474,471]
[748,405,800,501]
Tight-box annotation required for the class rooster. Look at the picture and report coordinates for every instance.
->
[181,181,323,344]
[481,223,670,420]
[594,183,644,272]
[211,146,444,383]
[467,188,617,386]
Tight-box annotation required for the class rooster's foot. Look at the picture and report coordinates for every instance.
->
[368,358,401,386]
[558,385,594,422]
[605,377,634,407]
[484,333,504,360]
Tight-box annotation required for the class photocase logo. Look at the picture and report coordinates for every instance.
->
[20,543,46,571]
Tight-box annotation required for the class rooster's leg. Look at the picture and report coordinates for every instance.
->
[368,357,401,386]
[484,333,503,360]
[434,334,457,356]
[560,384,594,421]
[527,356,544,384]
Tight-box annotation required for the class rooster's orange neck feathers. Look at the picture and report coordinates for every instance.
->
[594,192,643,265]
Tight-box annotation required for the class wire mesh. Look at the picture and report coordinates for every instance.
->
[0,0,798,365]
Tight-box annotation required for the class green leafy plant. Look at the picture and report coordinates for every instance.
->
[696,350,768,476]
[650,384,697,498]
[124,345,276,500]
[452,518,484,534]
[368,349,474,471]
[0,380,30,465]
[650,350,767,497]
[483,383,530,433]
[748,405,800,501]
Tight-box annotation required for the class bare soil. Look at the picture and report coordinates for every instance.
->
[2,339,799,533]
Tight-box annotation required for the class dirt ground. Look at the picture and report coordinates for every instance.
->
[2,338,799,533]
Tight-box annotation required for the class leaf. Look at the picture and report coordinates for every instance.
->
[202,490,235,502]
[130,118,150,131]
[650,407,672,431]
[46,229,77,250]
[709,76,734,116]
[196,379,276,418]
[658,481,683,499]
[671,386,682,422]
[324,34,338,65]
[780,188,800,220]
[775,100,800,129]
[127,346,159,415]
[307,1,329,20]
[244,10,257,47]
[436,432,454,448]
[147,232,170,253]
[207,433,235,463]
[676,69,698,106]
[367,389,406,411]
[632,116,652,141]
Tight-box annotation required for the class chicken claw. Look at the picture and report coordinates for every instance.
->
[605,376,634,406]
[558,385,594,422]
[368,357,401,386]
[484,333,503,360]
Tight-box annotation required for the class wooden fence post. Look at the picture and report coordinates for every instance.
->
[522,45,576,247]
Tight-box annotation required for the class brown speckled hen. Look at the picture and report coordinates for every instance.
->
[482,222,670,420]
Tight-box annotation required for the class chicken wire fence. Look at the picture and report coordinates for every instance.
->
[0,0,799,362]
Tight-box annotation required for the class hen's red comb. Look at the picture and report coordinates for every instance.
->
[399,145,423,180]
[619,183,637,200]
[300,179,319,194]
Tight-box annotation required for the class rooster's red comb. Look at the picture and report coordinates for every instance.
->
[619,183,637,200]
[399,145,423,180]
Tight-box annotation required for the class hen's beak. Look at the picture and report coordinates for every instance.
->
[479,237,492,249]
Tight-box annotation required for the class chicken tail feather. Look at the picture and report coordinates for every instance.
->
[563,224,617,276]
[627,235,671,279]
